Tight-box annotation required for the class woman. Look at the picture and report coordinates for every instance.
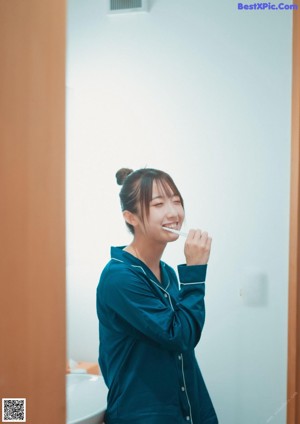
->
[96,167,218,424]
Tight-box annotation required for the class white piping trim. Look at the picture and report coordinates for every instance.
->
[111,258,124,263]
[150,279,174,312]
[111,259,147,276]
[161,262,171,290]
[128,260,171,290]
[112,257,174,310]
[131,264,147,275]
[165,278,170,290]
[181,354,194,424]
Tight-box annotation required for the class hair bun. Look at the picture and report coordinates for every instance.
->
[115,168,134,186]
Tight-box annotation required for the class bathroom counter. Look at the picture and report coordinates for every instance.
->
[67,361,100,375]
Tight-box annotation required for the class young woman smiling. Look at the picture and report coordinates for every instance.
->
[96,168,218,424]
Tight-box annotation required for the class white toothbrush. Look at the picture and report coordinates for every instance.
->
[162,227,188,237]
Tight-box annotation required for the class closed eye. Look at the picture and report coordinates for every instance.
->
[172,196,181,204]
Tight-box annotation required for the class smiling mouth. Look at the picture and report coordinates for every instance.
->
[162,222,178,229]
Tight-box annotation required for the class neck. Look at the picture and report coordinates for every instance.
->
[125,234,166,278]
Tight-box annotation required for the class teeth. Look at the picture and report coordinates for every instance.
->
[163,223,177,229]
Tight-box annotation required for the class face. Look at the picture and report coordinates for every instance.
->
[138,180,185,243]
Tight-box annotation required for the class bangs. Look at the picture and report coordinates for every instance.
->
[154,178,183,206]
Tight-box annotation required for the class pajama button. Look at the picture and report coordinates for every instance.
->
[181,386,185,391]
[186,417,190,421]
[178,355,182,360]
[164,293,168,297]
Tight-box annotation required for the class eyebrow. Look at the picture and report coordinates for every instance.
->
[151,194,179,201]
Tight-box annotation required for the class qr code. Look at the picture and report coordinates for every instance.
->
[2,398,26,422]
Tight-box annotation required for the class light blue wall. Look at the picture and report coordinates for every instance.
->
[66,1,292,422]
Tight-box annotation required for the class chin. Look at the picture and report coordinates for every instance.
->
[165,233,180,242]
[167,237,179,243]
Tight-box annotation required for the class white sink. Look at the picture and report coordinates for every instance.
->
[66,374,108,424]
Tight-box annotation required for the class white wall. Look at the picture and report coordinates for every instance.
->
[66,1,292,423]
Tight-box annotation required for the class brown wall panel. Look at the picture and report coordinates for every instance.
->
[0,1,66,423]
[287,6,300,424]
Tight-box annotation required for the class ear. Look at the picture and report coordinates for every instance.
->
[123,210,139,228]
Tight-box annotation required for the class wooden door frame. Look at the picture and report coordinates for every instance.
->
[0,1,66,423]
[287,6,300,424]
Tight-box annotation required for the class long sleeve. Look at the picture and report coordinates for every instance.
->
[98,262,206,352]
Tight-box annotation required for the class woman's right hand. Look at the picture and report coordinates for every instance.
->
[184,229,212,265]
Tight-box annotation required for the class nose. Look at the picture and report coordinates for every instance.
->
[166,200,178,218]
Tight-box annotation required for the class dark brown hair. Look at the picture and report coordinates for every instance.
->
[116,167,184,234]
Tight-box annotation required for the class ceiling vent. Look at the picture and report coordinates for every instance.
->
[108,0,148,14]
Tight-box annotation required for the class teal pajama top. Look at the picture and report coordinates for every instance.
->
[96,246,218,424]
